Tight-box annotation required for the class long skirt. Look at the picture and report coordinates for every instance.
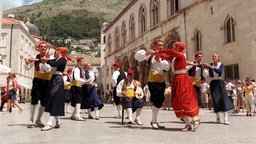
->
[171,74,199,118]
[210,80,233,113]
[81,84,104,111]
[45,74,65,116]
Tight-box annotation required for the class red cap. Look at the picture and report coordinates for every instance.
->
[67,68,72,73]
[77,57,84,62]
[194,51,202,57]
[127,69,134,75]
[112,62,120,67]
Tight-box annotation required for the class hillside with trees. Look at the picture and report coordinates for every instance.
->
[3,0,132,47]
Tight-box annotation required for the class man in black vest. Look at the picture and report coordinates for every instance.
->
[187,52,208,108]
[112,62,126,118]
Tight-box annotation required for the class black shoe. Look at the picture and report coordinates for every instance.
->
[88,115,94,119]
[127,121,136,125]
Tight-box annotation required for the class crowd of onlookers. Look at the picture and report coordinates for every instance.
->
[104,76,256,117]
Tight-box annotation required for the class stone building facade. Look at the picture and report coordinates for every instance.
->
[1,15,37,100]
[100,0,256,92]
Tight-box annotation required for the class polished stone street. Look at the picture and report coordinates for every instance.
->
[0,103,255,144]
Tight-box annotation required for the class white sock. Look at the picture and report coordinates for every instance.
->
[47,116,54,126]
[55,116,60,123]
[116,104,122,116]
[87,109,91,116]
[71,108,76,117]
[30,105,36,122]
[36,106,45,121]
[192,116,198,121]
[127,108,133,121]
[184,116,190,125]
[65,103,71,112]
[75,104,81,118]
[151,106,159,123]
[94,107,99,118]
[135,108,142,120]
[216,112,220,119]
[223,112,228,121]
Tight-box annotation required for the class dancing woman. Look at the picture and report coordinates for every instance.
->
[203,53,233,125]
[158,42,200,132]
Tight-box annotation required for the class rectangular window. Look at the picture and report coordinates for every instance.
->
[0,36,5,46]
[224,64,239,80]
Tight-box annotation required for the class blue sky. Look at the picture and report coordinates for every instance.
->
[3,0,43,10]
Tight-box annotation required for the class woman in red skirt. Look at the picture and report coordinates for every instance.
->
[158,42,200,132]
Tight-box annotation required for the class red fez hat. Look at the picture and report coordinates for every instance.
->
[67,68,73,73]
[194,51,202,57]
[113,62,120,67]
[127,69,134,75]
[77,57,84,62]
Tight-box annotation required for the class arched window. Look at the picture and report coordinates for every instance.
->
[169,0,179,16]
[129,14,135,41]
[194,30,202,52]
[224,17,235,43]
[121,21,127,48]
[139,5,146,34]
[114,27,120,50]
[151,0,160,26]
[107,35,112,55]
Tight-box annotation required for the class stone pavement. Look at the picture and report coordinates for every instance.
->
[0,103,255,144]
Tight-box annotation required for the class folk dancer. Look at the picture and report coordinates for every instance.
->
[116,69,144,125]
[158,41,200,131]
[112,62,126,118]
[41,47,70,131]
[25,41,52,128]
[203,53,233,125]
[63,67,73,113]
[187,52,208,108]
[70,57,91,121]
[81,63,104,120]
[135,39,170,129]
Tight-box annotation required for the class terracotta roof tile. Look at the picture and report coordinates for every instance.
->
[2,17,20,25]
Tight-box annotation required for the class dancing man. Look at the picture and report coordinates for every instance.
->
[135,39,170,129]
[25,41,52,128]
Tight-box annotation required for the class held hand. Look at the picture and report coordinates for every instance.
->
[45,52,50,58]
[26,57,38,64]
[203,63,211,68]
[201,64,206,69]
[90,82,96,87]
[154,54,160,62]
[146,49,156,56]
[86,79,92,84]
[41,57,49,64]
[121,91,126,97]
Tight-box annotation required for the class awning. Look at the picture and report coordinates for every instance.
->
[0,64,11,73]
[18,83,32,89]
